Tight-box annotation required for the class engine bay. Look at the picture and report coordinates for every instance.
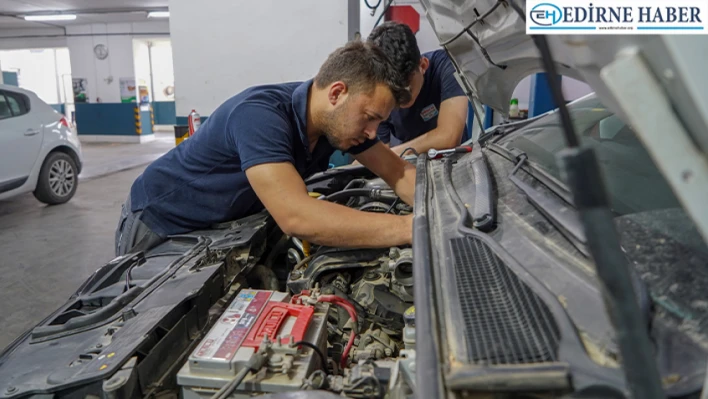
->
[177,171,417,398]
[0,167,422,399]
[3,154,705,399]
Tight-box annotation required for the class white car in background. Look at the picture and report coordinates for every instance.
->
[0,84,82,205]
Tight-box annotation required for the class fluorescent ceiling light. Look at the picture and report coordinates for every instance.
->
[147,11,169,18]
[24,14,76,21]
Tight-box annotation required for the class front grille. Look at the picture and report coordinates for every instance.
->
[451,236,560,365]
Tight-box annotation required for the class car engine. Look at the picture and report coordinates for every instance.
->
[176,171,417,399]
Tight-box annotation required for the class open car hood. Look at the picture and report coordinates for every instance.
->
[419,0,708,242]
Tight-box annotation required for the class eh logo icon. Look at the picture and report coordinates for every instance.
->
[531,3,563,26]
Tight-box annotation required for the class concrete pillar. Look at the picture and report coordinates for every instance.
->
[145,39,176,127]
[169,0,355,124]
[66,22,168,143]
[133,39,153,103]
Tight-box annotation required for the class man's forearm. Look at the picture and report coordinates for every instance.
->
[286,198,413,248]
[391,127,462,156]
[392,163,416,206]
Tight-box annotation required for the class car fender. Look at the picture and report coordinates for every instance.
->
[24,122,83,192]
[0,128,81,201]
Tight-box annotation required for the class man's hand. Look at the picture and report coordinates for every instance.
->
[245,162,413,248]
[354,141,416,206]
[390,96,469,156]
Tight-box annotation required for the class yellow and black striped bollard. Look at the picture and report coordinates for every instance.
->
[149,104,155,131]
[134,106,142,135]
[174,125,189,145]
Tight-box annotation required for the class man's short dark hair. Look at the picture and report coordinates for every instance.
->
[314,40,411,106]
[367,21,421,80]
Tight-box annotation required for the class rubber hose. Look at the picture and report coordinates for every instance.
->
[211,366,250,399]
[322,188,397,203]
[343,178,368,190]
[250,264,280,291]
[264,235,290,269]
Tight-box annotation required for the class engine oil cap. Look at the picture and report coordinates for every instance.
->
[404,306,415,327]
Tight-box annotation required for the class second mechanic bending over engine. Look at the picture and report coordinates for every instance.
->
[368,21,469,156]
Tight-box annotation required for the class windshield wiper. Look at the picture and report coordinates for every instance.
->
[507,150,589,257]
[477,113,548,145]
[470,149,495,231]
[488,143,574,206]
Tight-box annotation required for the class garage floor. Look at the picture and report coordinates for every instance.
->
[0,134,175,351]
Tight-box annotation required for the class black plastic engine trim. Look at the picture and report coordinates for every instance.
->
[412,154,444,399]
[0,216,270,399]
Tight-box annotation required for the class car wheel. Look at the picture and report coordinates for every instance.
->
[33,152,79,205]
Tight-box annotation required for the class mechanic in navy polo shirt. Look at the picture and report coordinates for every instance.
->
[115,41,416,256]
[367,22,469,156]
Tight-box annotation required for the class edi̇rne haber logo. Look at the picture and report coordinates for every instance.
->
[526,0,708,34]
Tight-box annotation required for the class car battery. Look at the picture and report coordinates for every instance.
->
[177,289,329,398]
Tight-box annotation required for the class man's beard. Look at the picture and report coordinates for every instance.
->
[320,103,349,151]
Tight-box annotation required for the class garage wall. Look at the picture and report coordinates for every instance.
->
[512,75,593,111]
[66,22,169,103]
[0,28,68,50]
[561,77,593,102]
[0,48,70,104]
[63,21,168,141]
[67,29,134,104]
[169,0,354,119]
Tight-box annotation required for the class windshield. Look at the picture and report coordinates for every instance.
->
[497,94,708,337]
[498,94,681,216]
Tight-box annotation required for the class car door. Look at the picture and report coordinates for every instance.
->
[0,89,43,193]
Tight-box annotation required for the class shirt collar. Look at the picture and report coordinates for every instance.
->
[292,79,313,156]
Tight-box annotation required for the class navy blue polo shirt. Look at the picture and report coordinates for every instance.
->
[129,80,376,236]
[377,49,466,147]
